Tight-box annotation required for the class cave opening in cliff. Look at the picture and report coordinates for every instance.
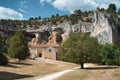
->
[56,36,62,44]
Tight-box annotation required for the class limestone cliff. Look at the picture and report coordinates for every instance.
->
[0,9,120,45]
[43,9,120,45]
[91,10,113,44]
[91,10,120,44]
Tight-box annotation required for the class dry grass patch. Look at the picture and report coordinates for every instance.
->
[0,58,77,80]
[112,67,120,80]
[54,69,89,80]
[55,64,120,80]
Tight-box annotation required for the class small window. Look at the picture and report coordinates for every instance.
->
[49,49,51,52]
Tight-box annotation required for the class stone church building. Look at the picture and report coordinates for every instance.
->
[28,32,60,60]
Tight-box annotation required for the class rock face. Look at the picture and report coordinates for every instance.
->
[47,32,58,45]
[91,10,120,44]
[29,9,119,45]
[91,10,113,44]
[48,21,93,42]
[0,9,119,45]
[47,9,120,45]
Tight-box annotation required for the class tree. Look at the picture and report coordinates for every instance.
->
[38,16,41,20]
[118,8,120,15]
[61,33,100,69]
[29,17,34,20]
[0,53,8,65]
[108,4,116,13]
[99,44,120,65]
[73,9,82,16]
[99,8,105,12]
[114,47,120,65]
[51,14,55,19]
[85,18,92,23]
[56,14,59,17]
[35,17,38,20]
[7,31,30,62]
[107,4,117,17]
[0,36,8,65]
[99,44,115,65]
[0,36,4,54]
[69,14,78,25]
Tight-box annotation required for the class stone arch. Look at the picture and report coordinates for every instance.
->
[56,35,62,44]
[38,53,42,57]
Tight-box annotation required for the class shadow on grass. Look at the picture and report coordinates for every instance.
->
[0,71,33,80]
[3,64,20,68]
[9,62,32,65]
[84,66,118,70]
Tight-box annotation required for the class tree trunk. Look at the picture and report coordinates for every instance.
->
[80,62,84,69]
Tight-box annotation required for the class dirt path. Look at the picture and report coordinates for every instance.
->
[35,64,93,80]
[53,64,120,80]
[35,67,79,80]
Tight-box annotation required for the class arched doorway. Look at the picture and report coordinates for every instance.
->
[38,53,42,57]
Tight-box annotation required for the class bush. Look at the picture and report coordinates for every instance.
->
[99,44,120,65]
[0,53,8,65]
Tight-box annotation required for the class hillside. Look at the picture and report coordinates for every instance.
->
[0,7,120,45]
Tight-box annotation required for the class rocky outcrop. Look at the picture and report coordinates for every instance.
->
[91,10,113,44]
[52,10,120,45]
[91,10,120,44]
[47,32,58,45]
[46,21,93,42]
[0,9,119,45]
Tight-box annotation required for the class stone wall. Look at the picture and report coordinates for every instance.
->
[43,47,56,60]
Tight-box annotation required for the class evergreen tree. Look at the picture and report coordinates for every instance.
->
[107,4,117,17]
[0,36,4,53]
[118,8,120,15]
[56,14,59,17]
[69,14,78,25]
[35,17,38,20]
[38,16,41,20]
[0,36,8,65]
[8,31,30,62]
[73,9,82,16]
[61,33,100,69]
[108,4,116,13]
[51,14,55,19]
[29,17,34,20]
